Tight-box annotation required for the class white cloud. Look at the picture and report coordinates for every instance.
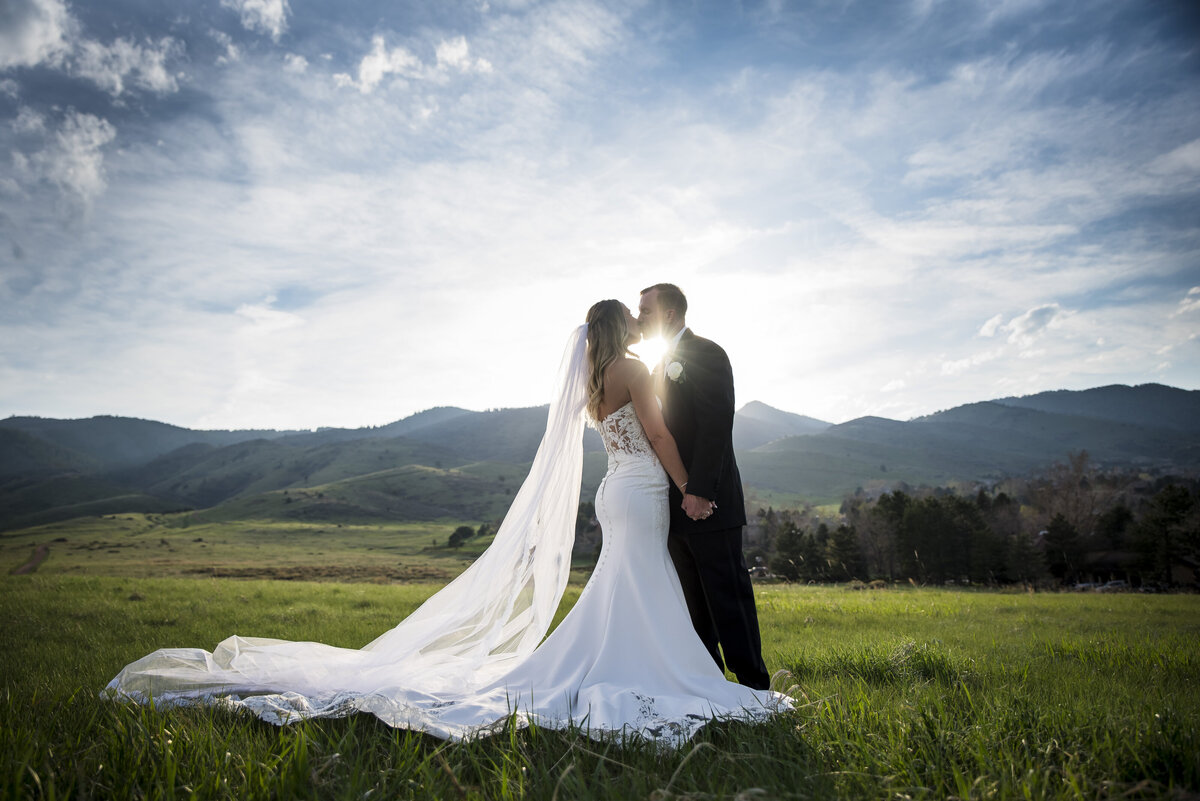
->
[1149,138,1200,175]
[436,36,493,74]
[978,313,1004,337]
[1174,287,1200,317]
[75,36,181,96]
[212,29,241,65]
[0,1,1196,429]
[1005,303,1062,346]
[235,298,303,332]
[18,110,117,206]
[335,34,492,94]
[335,36,420,93]
[940,348,1002,376]
[283,53,307,73]
[12,106,45,134]
[221,0,290,42]
[0,0,73,69]
[0,0,182,97]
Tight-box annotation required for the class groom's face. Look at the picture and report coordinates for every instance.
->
[637,290,671,339]
[637,291,661,338]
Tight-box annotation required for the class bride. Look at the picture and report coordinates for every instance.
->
[105,300,791,743]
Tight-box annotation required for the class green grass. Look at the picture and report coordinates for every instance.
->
[0,514,516,582]
[2,577,1196,800]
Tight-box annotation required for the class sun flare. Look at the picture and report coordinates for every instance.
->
[631,337,667,371]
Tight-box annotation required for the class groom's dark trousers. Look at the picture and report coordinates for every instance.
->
[667,528,770,689]
[660,329,771,691]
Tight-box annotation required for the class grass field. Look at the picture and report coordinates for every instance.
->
[1,573,1196,800]
[0,514,514,582]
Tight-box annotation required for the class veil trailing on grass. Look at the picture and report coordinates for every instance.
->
[105,325,591,724]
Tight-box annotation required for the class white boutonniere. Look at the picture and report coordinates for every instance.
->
[666,361,684,383]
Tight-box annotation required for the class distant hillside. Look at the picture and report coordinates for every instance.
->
[398,406,565,463]
[739,397,1199,503]
[995,384,1200,432]
[192,463,522,524]
[110,435,468,510]
[377,406,474,437]
[0,415,298,470]
[0,473,181,531]
[270,407,476,448]
[913,401,1194,465]
[397,406,605,461]
[1,384,1197,528]
[0,427,99,477]
[734,401,830,450]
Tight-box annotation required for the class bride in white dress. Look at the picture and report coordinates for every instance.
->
[105,301,791,744]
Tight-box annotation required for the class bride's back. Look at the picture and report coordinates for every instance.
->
[596,358,640,420]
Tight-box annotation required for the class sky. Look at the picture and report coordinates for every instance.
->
[1,0,1198,431]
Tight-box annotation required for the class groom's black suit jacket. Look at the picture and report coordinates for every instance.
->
[660,329,748,535]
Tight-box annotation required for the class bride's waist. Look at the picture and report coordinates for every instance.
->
[604,453,666,476]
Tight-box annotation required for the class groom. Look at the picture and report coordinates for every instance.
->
[637,283,771,690]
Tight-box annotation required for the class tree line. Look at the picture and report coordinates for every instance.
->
[744,452,1199,588]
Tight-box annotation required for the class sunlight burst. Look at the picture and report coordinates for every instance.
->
[631,337,667,370]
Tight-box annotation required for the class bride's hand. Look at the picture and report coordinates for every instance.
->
[682,493,715,521]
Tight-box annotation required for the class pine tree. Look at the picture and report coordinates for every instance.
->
[769,522,806,581]
[826,524,866,580]
[1044,513,1081,582]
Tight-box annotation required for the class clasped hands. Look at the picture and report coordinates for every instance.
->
[681,493,716,521]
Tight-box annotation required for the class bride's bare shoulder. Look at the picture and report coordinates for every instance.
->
[602,358,648,399]
[610,357,649,377]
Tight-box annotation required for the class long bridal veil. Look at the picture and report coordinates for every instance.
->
[105,325,591,725]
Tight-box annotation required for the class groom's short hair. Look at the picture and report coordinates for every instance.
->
[641,283,687,318]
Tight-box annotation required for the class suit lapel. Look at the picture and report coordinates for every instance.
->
[660,329,695,424]
[670,329,696,390]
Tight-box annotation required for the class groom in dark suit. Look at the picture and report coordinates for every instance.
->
[637,283,771,690]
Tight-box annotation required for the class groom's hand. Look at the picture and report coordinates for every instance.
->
[682,493,715,521]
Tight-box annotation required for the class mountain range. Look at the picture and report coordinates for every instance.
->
[1,383,1197,531]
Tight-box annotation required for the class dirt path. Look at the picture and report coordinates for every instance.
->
[11,544,49,575]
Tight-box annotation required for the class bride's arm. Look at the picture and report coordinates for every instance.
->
[624,361,689,492]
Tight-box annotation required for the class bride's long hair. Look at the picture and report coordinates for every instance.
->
[585,300,633,421]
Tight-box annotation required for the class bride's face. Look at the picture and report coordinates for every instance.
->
[622,304,642,345]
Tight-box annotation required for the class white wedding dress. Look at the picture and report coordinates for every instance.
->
[104,326,790,744]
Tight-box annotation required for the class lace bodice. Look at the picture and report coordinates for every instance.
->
[595,402,657,462]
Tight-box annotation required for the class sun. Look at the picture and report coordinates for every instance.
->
[631,336,667,370]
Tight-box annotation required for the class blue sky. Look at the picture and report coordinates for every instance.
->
[1,0,1197,430]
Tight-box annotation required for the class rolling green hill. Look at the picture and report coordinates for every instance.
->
[995,383,1200,432]
[397,406,606,462]
[1,384,1197,529]
[0,415,299,469]
[739,398,1200,503]
[912,401,1195,466]
[0,427,99,477]
[733,400,831,450]
[189,463,522,524]
[0,473,181,531]
[112,435,467,509]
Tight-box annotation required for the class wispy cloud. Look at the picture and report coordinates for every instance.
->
[0,0,74,70]
[11,109,116,209]
[75,37,182,96]
[0,0,1196,428]
[1174,287,1200,317]
[221,0,290,42]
